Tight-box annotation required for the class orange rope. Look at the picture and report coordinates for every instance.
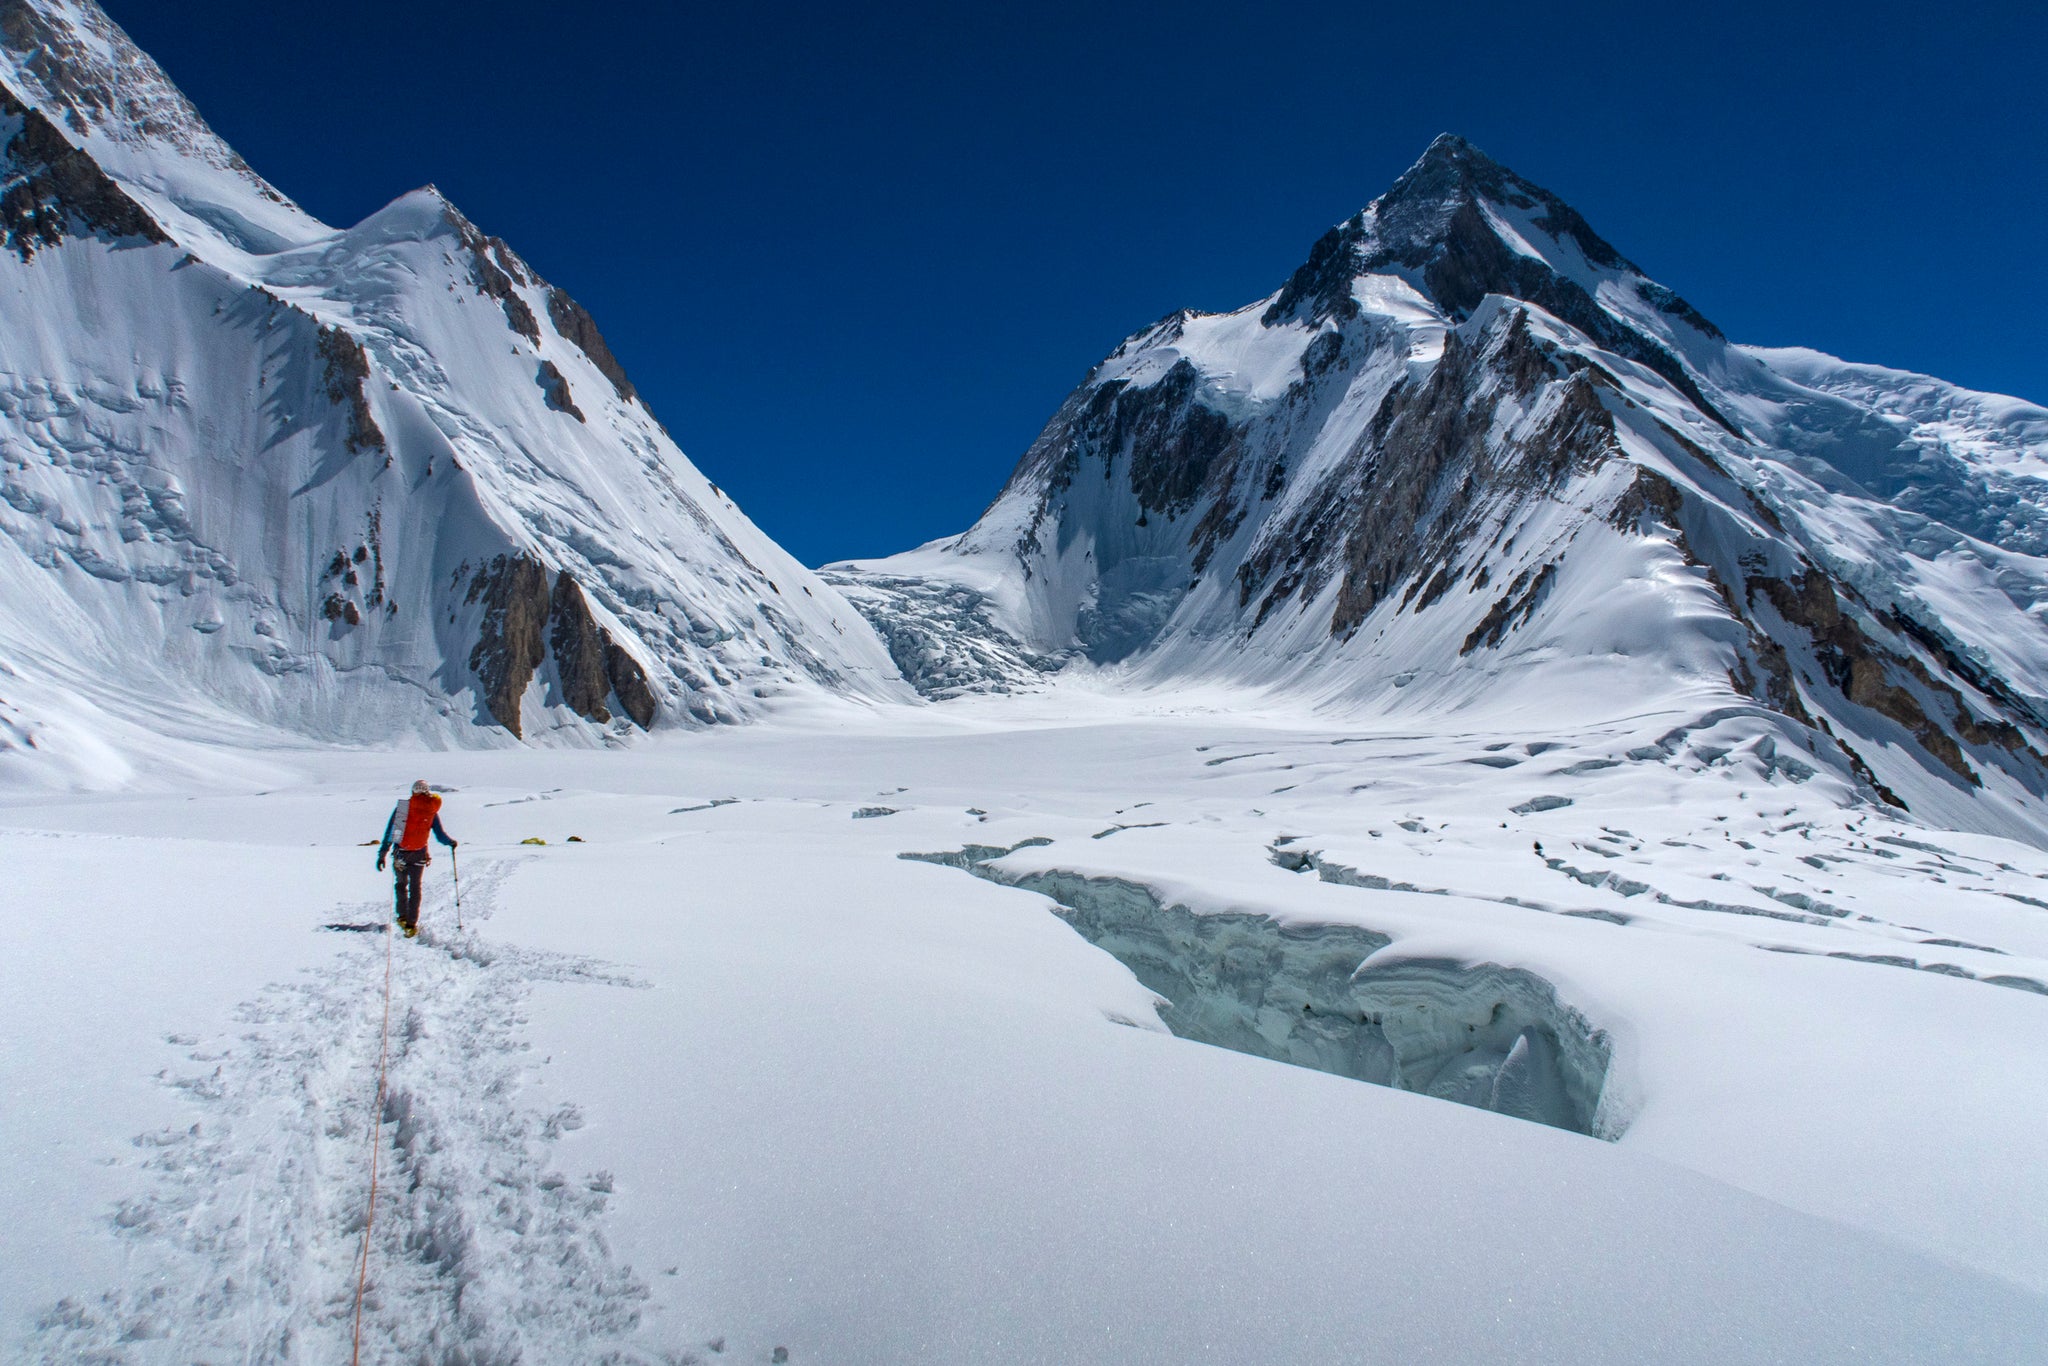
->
[350,915,398,1365]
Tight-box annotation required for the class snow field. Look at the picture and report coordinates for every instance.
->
[8,700,2048,1360]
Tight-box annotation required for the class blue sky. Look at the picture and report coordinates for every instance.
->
[114,1,2045,566]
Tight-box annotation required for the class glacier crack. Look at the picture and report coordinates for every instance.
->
[906,844,1617,1138]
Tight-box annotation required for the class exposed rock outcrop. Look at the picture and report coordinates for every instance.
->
[466,555,551,735]
[316,326,385,453]
[467,559,660,735]
[1754,571,1981,785]
[444,204,540,342]
[604,639,657,728]
[0,82,168,258]
[548,571,614,723]
[1232,307,1604,639]
[1462,562,1557,654]
[1599,446,2048,803]
[536,359,584,421]
[546,287,637,402]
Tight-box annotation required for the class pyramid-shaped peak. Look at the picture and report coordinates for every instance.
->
[1377,133,1530,222]
[1262,132,1726,406]
[1263,135,1560,325]
[1412,132,1497,172]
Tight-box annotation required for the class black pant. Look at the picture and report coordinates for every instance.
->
[392,849,428,929]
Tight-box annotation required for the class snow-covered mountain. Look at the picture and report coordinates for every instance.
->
[6,47,2048,1358]
[0,0,907,784]
[832,135,2048,841]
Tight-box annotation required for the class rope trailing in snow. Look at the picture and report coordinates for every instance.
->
[350,914,398,1365]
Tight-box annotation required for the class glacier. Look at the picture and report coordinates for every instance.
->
[5,3,2048,1362]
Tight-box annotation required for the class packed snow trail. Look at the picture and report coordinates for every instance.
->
[348,899,396,1366]
[24,859,662,1365]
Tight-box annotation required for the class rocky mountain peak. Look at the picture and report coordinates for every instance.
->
[1271,134,1733,433]
[0,0,291,205]
[836,135,2048,840]
[1372,133,1615,269]
[1264,135,1725,400]
[1378,131,1505,211]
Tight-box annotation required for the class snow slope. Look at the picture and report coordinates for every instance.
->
[833,135,2048,843]
[0,0,907,787]
[1741,344,2048,553]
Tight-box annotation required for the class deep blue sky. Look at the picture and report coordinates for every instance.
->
[112,1,2045,566]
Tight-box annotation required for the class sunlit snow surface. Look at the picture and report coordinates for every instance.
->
[6,686,2047,1363]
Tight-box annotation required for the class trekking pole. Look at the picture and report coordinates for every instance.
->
[453,846,463,932]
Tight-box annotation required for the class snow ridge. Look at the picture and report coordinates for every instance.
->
[0,0,909,783]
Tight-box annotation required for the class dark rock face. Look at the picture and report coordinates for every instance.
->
[443,205,540,343]
[1120,363,1242,522]
[466,555,552,736]
[546,570,659,729]
[1754,570,1989,786]
[536,359,584,421]
[548,571,613,723]
[988,334,1253,585]
[1605,463,1686,531]
[546,288,637,403]
[320,593,360,627]
[1881,607,2048,736]
[604,640,657,728]
[1326,339,1496,635]
[316,326,386,453]
[1462,563,1557,654]
[466,558,660,736]
[0,84,169,259]
[1231,308,1607,639]
[1262,134,1736,435]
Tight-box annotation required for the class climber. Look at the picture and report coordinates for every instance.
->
[376,779,457,937]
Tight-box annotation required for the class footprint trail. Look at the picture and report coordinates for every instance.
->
[25,859,682,1365]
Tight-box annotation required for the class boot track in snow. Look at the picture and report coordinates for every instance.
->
[23,859,683,1365]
